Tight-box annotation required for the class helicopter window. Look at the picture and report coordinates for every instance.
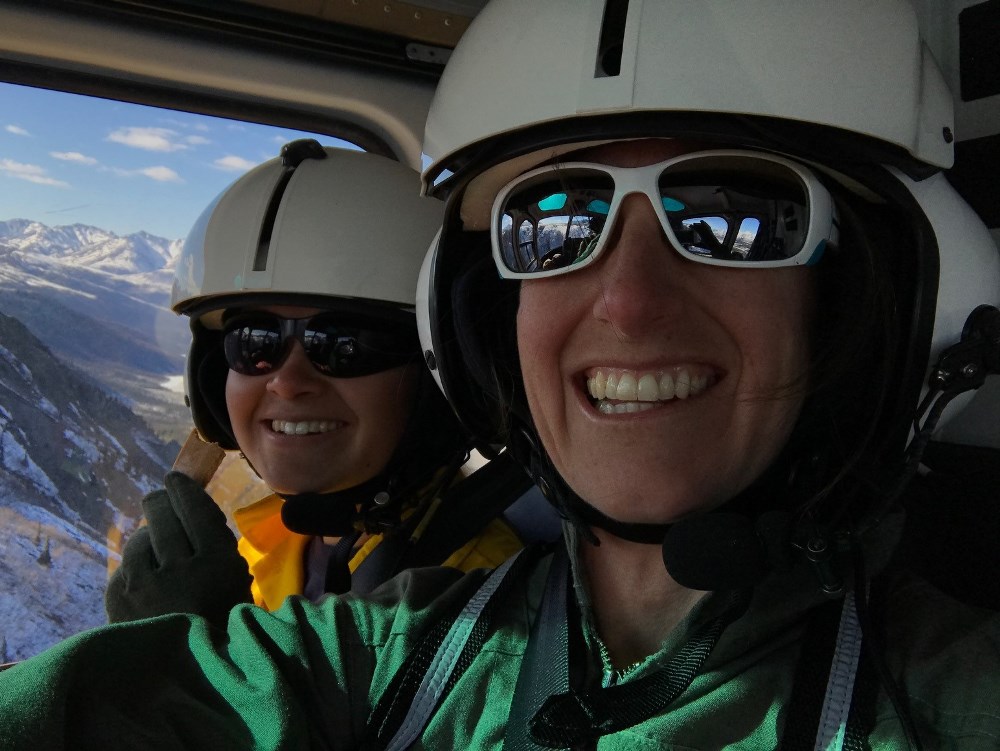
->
[734,217,761,258]
[0,80,359,662]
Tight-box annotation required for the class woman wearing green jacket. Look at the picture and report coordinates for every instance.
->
[2,2,999,749]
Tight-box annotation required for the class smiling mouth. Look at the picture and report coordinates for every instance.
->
[270,419,345,435]
[585,367,715,415]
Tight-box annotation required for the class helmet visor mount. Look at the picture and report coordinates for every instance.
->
[491,150,838,279]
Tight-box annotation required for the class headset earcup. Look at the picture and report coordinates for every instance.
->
[192,334,238,450]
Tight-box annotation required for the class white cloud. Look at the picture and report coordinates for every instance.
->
[5,125,30,137]
[214,154,258,172]
[185,135,210,146]
[0,158,69,187]
[50,151,98,166]
[138,166,182,182]
[107,126,188,152]
[106,164,182,182]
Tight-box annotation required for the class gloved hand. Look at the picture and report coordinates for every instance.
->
[105,471,253,629]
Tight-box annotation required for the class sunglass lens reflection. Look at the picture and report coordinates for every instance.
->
[658,161,809,262]
[498,172,614,275]
[224,323,282,375]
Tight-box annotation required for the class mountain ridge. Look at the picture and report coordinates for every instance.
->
[0,310,173,660]
[0,216,191,441]
[0,218,182,274]
[0,216,192,659]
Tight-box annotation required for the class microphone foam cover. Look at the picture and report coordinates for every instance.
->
[281,494,356,536]
[662,512,768,590]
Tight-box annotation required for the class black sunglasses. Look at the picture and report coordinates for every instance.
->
[221,312,419,378]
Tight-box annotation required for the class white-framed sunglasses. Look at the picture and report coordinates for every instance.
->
[491,149,838,279]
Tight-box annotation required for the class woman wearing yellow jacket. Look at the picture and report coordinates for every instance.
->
[104,140,524,624]
[234,485,521,610]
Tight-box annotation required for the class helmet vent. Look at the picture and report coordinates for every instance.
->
[595,0,630,78]
[253,139,327,272]
[252,168,294,271]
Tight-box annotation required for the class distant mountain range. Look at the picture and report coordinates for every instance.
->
[0,218,179,274]
[0,218,190,441]
[0,218,186,660]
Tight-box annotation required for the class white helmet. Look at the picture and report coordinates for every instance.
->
[423,0,954,205]
[417,0,1000,540]
[175,140,442,325]
[174,140,446,448]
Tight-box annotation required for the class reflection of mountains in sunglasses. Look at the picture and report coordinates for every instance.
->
[222,313,419,378]
[492,149,839,279]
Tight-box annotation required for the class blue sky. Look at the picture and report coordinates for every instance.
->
[0,81,358,241]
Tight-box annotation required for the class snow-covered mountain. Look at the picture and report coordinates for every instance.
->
[0,219,184,336]
[0,312,173,660]
[0,218,187,660]
[0,218,191,440]
[0,218,180,274]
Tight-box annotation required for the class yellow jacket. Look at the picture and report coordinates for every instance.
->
[235,493,523,610]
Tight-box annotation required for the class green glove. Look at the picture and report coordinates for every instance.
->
[105,471,253,628]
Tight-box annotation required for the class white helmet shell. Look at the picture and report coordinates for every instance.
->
[900,170,1000,443]
[173,144,444,325]
[416,227,444,394]
[423,0,954,197]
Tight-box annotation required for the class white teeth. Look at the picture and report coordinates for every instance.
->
[605,372,619,399]
[637,374,659,402]
[271,419,338,435]
[590,370,607,400]
[616,372,637,401]
[659,373,675,399]
[598,400,658,415]
[587,367,712,410]
[675,370,691,400]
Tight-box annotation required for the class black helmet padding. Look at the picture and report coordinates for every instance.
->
[187,321,238,450]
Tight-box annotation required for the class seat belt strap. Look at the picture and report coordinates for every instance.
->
[502,546,570,751]
[814,592,865,751]
[383,548,526,751]
[781,591,869,751]
[404,452,533,570]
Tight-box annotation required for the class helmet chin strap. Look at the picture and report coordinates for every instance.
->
[279,433,470,539]
[555,472,797,591]
[511,422,842,593]
[262,365,472,539]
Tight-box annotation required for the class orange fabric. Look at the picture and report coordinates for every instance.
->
[235,495,309,611]
[234,492,523,611]
[439,517,523,572]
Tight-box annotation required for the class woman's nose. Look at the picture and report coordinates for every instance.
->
[592,193,688,337]
[265,341,326,398]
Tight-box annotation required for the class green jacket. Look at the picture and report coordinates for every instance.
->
[0,541,997,749]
